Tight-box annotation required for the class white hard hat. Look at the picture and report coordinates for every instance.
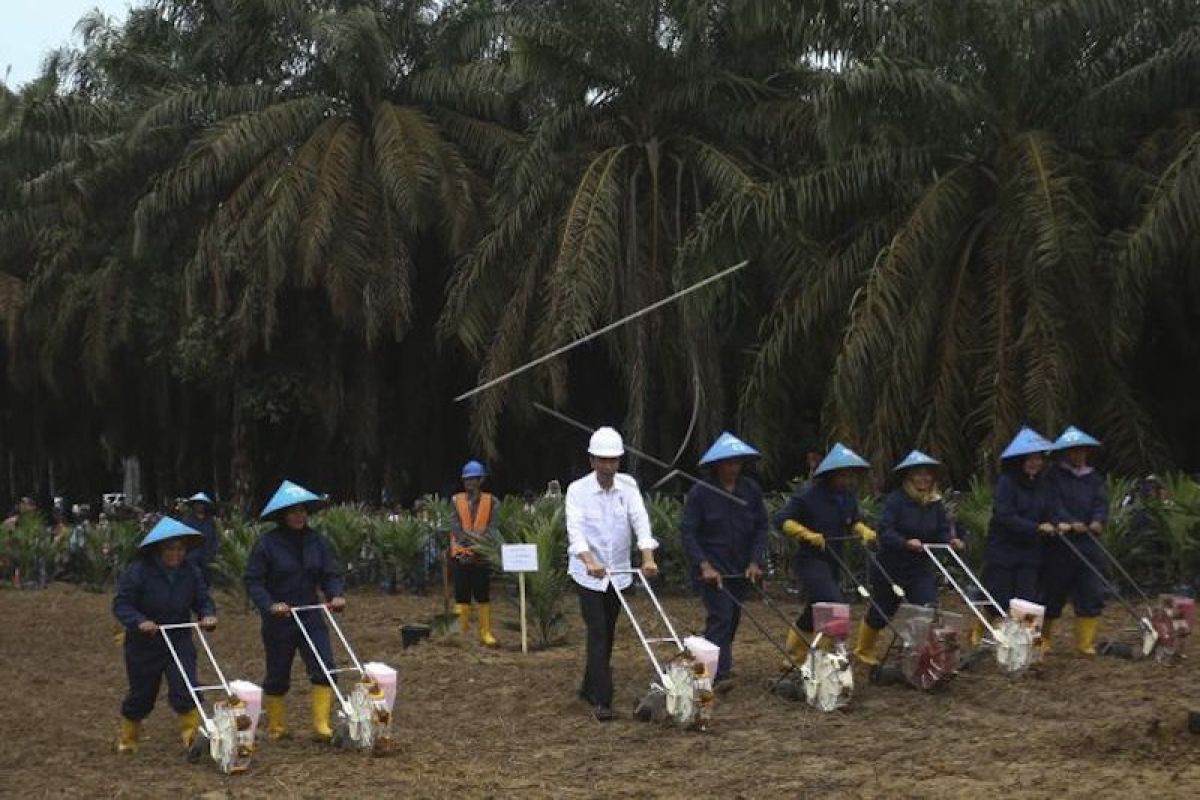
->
[588,426,625,458]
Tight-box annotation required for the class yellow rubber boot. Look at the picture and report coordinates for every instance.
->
[970,618,985,647]
[477,603,498,647]
[178,708,201,749]
[1075,616,1099,656]
[782,628,810,670]
[311,685,334,741]
[263,694,289,740]
[1039,617,1054,654]
[455,603,472,637]
[116,718,140,754]
[853,621,881,666]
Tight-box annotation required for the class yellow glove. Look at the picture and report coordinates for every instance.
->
[782,520,826,550]
[853,522,878,545]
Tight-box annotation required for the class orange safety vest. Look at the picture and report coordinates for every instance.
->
[451,492,494,556]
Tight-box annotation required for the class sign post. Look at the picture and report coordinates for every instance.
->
[501,543,539,654]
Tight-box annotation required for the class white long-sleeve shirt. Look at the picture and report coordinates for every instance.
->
[565,472,658,592]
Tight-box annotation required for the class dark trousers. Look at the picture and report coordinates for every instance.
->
[577,584,621,707]
[866,568,937,629]
[1040,547,1104,618]
[793,557,845,632]
[982,561,1039,617]
[121,633,197,720]
[261,612,336,696]
[453,559,491,604]
[699,580,746,680]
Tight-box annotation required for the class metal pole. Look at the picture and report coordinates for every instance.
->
[922,544,1004,640]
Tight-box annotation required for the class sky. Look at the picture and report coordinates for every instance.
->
[2,1,136,89]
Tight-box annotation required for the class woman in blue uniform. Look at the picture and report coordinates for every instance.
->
[772,443,877,663]
[853,450,962,665]
[1042,426,1108,655]
[113,516,217,754]
[244,480,345,741]
[980,427,1063,642]
[680,432,768,689]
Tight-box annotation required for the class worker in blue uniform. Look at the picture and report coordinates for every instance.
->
[113,516,217,754]
[773,443,877,664]
[680,432,768,690]
[979,427,1064,644]
[854,450,963,665]
[1042,426,1108,655]
[244,480,346,742]
[182,492,219,586]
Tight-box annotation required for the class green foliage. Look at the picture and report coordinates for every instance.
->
[314,503,374,580]
[211,517,267,609]
[643,494,686,587]
[948,477,993,571]
[477,496,571,648]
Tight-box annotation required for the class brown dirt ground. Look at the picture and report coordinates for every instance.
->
[2,583,1198,799]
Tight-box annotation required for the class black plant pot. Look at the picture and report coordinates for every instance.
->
[400,623,431,649]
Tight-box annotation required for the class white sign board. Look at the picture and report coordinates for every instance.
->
[501,543,539,573]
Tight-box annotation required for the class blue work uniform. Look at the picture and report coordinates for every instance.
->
[680,476,768,681]
[113,556,216,720]
[866,489,951,629]
[244,526,345,696]
[183,513,218,586]
[1041,463,1107,619]
[983,470,1061,614]
[772,481,861,632]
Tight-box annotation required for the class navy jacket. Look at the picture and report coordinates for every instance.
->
[877,489,951,575]
[113,557,215,633]
[986,471,1062,567]
[680,476,768,578]
[773,481,862,567]
[1047,463,1108,525]
[244,526,344,615]
[183,514,219,571]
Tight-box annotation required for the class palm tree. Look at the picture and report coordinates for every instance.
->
[739,0,1200,479]
[441,0,823,462]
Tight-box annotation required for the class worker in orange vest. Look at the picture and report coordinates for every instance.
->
[451,461,499,646]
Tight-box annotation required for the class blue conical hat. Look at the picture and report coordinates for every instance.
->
[1000,427,1053,460]
[186,491,213,504]
[260,480,323,519]
[894,449,942,472]
[813,442,870,477]
[139,516,203,549]
[1052,425,1101,451]
[698,432,761,466]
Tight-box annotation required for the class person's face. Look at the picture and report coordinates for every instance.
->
[192,502,208,518]
[159,539,187,568]
[908,467,934,491]
[462,476,482,494]
[17,498,35,514]
[714,459,743,485]
[284,507,308,530]
[829,469,857,492]
[590,456,621,480]
[1022,454,1044,477]
[1064,447,1089,468]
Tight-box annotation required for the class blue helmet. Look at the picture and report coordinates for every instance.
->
[1052,425,1101,451]
[1000,427,1053,460]
[698,432,761,467]
[187,492,213,505]
[461,460,487,479]
[139,516,203,549]
[894,449,942,473]
[813,442,870,477]
[260,480,323,519]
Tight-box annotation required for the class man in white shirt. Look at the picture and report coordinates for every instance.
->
[565,426,658,721]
